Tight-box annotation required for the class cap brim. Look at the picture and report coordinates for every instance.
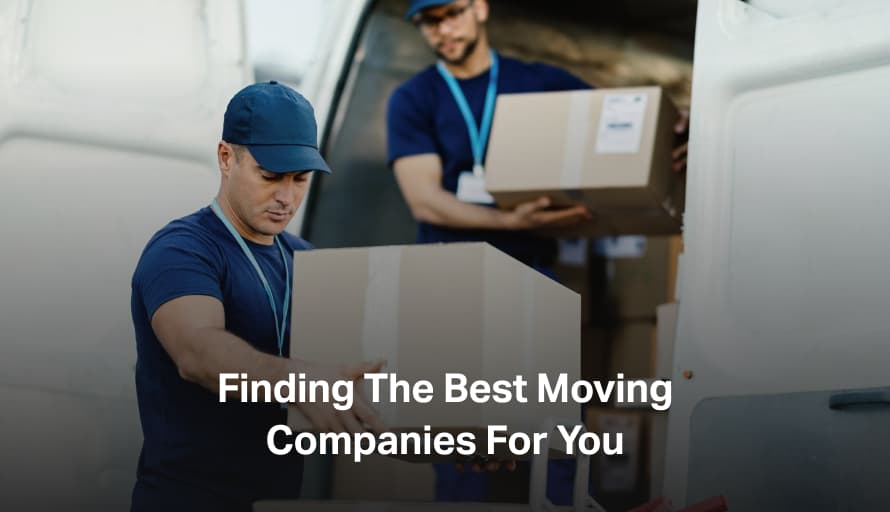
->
[405,0,453,19]
[246,144,332,174]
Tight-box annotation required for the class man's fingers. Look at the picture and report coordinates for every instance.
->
[534,196,552,209]
[339,410,365,435]
[352,383,386,432]
[540,206,588,220]
[515,196,552,216]
[298,404,327,432]
[365,359,387,374]
[353,398,387,434]
[675,110,690,133]
[326,416,346,434]
[531,206,590,226]
[672,157,688,173]
[672,143,688,159]
[345,359,386,380]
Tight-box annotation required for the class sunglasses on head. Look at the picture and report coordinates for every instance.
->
[412,0,476,32]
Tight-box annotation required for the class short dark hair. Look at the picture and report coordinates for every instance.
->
[229,143,248,162]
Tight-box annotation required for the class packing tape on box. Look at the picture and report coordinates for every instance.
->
[361,246,402,418]
[478,248,539,428]
[560,91,594,189]
[521,269,537,376]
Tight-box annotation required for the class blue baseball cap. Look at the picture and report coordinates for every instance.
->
[405,0,454,19]
[222,81,331,174]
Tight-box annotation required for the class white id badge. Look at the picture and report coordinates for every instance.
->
[455,171,495,204]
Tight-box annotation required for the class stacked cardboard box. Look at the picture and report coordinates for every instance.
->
[585,407,647,494]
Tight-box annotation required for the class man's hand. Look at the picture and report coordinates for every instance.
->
[503,196,592,231]
[292,359,387,434]
[457,459,518,473]
[672,110,690,173]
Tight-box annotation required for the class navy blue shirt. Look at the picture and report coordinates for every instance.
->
[387,54,590,266]
[130,207,311,511]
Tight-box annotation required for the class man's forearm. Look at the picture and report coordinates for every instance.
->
[175,326,293,395]
[415,187,513,230]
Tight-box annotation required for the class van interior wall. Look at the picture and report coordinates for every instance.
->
[303,0,695,247]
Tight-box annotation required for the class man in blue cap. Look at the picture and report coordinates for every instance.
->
[130,81,385,512]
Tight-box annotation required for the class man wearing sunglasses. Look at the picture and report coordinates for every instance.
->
[387,0,595,277]
[386,0,597,505]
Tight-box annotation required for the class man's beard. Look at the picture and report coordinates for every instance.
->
[435,35,479,66]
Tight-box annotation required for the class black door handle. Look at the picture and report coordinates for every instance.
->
[829,390,890,410]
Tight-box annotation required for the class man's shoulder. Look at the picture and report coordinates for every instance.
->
[146,207,219,250]
[499,53,563,74]
[390,65,439,103]
[498,54,591,92]
[279,231,314,251]
[135,207,223,275]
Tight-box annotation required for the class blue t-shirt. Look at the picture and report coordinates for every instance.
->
[387,54,591,266]
[130,206,311,511]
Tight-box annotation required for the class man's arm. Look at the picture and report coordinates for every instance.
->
[152,295,385,434]
[393,154,590,231]
[672,109,690,173]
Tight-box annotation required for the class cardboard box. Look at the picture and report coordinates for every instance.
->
[581,324,608,381]
[288,243,580,460]
[554,260,593,324]
[608,236,671,321]
[329,455,434,501]
[608,323,657,380]
[485,87,683,237]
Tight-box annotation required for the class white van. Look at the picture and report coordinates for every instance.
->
[4,0,886,510]
[666,0,890,509]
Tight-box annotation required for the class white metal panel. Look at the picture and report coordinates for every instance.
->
[0,0,248,509]
[287,0,372,235]
[748,0,850,18]
[666,0,890,505]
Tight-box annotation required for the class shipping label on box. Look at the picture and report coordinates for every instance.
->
[596,92,649,154]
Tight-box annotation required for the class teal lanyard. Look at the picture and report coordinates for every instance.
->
[436,50,499,178]
[210,198,291,357]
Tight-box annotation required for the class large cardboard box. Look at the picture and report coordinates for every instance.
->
[329,455,434,501]
[608,236,671,321]
[287,243,580,460]
[607,323,656,380]
[485,87,683,237]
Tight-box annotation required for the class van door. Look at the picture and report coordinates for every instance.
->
[666,0,890,508]
[0,1,248,508]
